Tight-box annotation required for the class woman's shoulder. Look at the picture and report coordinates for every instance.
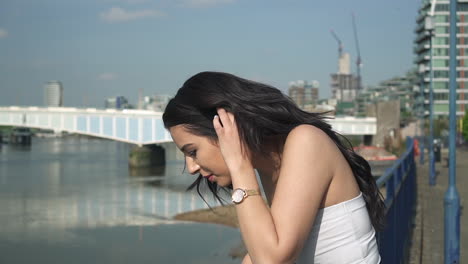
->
[281,124,339,163]
[285,124,333,146]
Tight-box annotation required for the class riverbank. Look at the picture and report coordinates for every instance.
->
[174,204,238,227]
[174,205,248,259]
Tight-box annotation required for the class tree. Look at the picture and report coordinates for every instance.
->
[463,110,468,141]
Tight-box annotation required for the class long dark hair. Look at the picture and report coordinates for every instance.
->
[163,71,385,230]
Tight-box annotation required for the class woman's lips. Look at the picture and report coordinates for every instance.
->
[203,174,215,182]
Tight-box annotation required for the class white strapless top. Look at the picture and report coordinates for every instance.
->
[296,192,381,264]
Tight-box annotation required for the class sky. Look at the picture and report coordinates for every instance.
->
[0,0,421,108]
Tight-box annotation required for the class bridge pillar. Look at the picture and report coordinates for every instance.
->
[363,135,373,146]
[9,129,32,146]
[129,145,165,168]
[10,135,32,145]
[159,142,185,163]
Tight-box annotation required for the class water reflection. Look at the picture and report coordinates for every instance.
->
[7,145,32,152]
[46,160,63,195]
[0,177,216,240]
[0,137,239,263]
[128,165,165,178]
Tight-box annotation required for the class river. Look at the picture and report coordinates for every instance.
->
[0,136,241,264]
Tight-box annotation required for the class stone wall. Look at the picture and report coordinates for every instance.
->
[366,100,401,147]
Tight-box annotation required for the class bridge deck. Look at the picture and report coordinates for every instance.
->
[1,107,377,146]
[409,147,468,263]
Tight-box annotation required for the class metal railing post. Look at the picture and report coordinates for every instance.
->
[428,23,436,185]
[419,64,426,165]
[444,0,461,263]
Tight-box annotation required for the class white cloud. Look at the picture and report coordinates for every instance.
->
[0,28,8,38]
[98,73,118,80]
[100,7,165,23]
[180,0,235,8]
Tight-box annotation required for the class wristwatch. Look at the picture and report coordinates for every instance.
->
[231,188,260,204]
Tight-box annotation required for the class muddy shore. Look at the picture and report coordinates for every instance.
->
[174,204,238,227]
[173,205,247,259]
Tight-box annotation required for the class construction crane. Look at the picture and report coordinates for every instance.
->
[352,13,362,92]
[330,29,343,59]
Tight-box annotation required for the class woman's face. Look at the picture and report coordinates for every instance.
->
[169,125,232,187]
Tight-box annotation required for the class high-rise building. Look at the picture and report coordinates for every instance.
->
[338,52,351,75]
[330,52,360,103]
[288,80,319,112]
[414,0,468,117]
[44,81,63,107]
[289,81,305,108]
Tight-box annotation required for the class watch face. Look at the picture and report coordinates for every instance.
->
[232,189,246,204]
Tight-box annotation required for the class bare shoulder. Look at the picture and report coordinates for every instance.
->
[280,124,340,177]
[284,124,335,150]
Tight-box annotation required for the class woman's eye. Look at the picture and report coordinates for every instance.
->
[188,150,197,158]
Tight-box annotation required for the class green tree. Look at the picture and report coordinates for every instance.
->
[463,110,468,141]
[435,118,449,138]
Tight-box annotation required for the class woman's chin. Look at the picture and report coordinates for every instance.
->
[217,179,232,188]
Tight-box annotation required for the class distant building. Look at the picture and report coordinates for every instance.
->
[288,80,319,112]
[289,82,305,108]
[44,81,63,107]
[140,95,171,112]
[380,74,416,115]
[330,52,360,103]
[331,73,360,102]
[315,98,336,113]
[105,96,131,109]
[355,71,417,126]
[414,0,468,117]
[338,52,351,75]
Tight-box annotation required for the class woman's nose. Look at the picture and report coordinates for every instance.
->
[185,157,200,175]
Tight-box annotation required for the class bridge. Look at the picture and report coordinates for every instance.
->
[0,106,377,146]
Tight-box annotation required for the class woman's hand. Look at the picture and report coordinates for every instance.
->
[213,108,253,173]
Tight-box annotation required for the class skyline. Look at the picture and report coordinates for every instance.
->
[0,0,420,108]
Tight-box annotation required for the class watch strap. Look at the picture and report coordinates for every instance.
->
[245,189,260,196]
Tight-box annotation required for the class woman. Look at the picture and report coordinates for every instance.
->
[163,71,385,264]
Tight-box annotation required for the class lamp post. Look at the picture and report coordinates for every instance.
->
[444,0,460,262]
[419,64,426,164]
[425,15,436,185]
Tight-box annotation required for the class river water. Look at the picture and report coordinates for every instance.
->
[0,136,241,264]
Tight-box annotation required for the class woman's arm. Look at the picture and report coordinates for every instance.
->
[214,110,335,264]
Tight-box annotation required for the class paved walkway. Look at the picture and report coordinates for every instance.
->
[409,146,467,263]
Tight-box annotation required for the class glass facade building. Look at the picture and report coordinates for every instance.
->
[414,0,468,117]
